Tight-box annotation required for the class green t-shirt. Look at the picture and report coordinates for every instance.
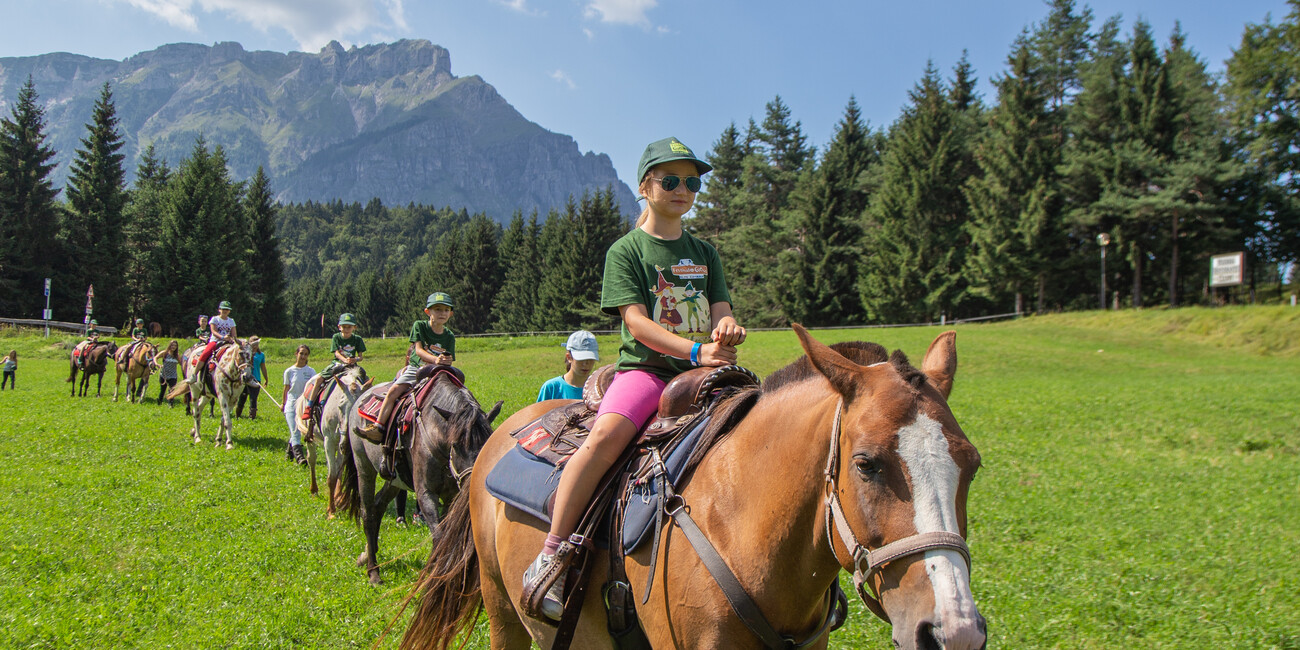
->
[132,327,147,338]
[601,228,731,379]
[330,333,367,359]
[408,321,456,367]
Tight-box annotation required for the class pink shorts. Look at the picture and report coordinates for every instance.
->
[596,370,668,429]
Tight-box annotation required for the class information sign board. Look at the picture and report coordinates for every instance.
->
[1210,252,1244,287]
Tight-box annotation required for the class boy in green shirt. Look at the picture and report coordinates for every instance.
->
[358,292,456,440]
[302,313,368,418]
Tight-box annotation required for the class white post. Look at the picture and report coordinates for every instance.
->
[43,278,51,337]
[1292,294,1296,307]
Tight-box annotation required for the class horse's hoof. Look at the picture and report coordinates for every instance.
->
[225,443,233,450]
[326,511,336,521]
[368,573,383,586]
[356,552,368,567]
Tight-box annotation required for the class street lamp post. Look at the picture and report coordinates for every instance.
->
[1097,233,1110,310]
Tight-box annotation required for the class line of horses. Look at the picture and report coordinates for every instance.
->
[67,328,986,649]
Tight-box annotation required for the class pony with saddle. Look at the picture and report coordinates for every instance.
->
[338,364,502,584]
[401,326,986,650]
[68,341,117,397]
[113,340,157,403]
[295,364,373,518]
[180,343,216,417]
[167,339,254,449]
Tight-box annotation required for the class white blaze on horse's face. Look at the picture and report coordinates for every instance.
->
[896,413,983,646]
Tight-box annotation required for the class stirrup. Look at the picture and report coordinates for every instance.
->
[522,549,569,622]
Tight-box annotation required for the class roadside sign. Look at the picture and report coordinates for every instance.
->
[1210,252,1244,288]
[44,278,50,296]
[43,309,52,320]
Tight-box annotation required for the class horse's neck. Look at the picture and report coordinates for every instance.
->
[679,384,841,610]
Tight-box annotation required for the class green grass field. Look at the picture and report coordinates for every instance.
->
[1,307,1297,648]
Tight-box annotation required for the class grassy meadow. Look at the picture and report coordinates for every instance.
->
[0,306,1297,648]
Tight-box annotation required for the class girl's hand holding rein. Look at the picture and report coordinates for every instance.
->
[699,342,737,367]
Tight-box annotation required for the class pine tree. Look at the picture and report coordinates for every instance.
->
[64,82,129,327]
[532,206,579,331]
[0,77,61,318]
[122,144,170,322]
[1032,0,1095,113]
[441,214,501,334]
[153,138,244,326]
[243,166,287,335]
[492,211,540,332]
[1224,2,1300,270]
[859,62,971,323]
[690,123,747,240]
[964,39,1063,314]
[787,97,880,325]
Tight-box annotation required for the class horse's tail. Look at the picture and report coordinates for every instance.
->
[166,381,189,400]
[338,427,363,526]
[396,487,482,650]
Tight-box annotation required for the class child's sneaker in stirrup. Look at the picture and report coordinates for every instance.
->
[522,551,565,621]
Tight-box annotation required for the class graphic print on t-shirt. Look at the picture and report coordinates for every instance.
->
[650,262,710,335]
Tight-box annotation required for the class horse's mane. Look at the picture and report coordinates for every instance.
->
[434,379,493,453]
[680,341,928,479]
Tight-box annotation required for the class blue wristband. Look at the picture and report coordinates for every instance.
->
[690,342,702,366]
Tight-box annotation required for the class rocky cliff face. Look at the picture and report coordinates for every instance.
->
[0,40,637,219]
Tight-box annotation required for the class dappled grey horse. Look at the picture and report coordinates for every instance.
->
[296,364,372,518]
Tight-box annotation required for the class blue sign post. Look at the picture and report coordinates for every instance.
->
[43,278,51,337]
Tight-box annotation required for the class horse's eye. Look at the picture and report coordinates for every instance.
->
[854,456,883,479]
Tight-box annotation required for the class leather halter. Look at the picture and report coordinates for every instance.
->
[823,399,973,622]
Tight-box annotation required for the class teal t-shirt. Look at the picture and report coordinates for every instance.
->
[408,321,456,367]
[537,375,583,402]
[601,227,731,379]
[330,333,367,359]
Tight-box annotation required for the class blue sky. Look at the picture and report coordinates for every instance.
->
[0,0,1291,190]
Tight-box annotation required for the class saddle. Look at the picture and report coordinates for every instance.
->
[353,365,465,483]
[487,364,760,640]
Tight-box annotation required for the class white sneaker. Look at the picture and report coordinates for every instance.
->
[522,551,565,621]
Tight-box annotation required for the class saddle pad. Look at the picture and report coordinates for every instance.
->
[484,414,712,554]
[355,383,392,424]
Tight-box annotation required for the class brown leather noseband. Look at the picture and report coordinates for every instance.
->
[823,399,973,622]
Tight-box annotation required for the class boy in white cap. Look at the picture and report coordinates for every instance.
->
[536,330,600,402]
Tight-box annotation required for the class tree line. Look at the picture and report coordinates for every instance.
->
[0,80,286,335]
[692,0,1298,327]
[3,0,1297,336]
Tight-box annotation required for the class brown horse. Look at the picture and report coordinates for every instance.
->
[401,326,985,650]
[113,341,157,403]
[68,341,117,397]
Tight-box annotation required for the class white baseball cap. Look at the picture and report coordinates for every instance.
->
[564,330,599,361]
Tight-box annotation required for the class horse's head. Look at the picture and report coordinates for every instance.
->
[422,376,503,489]
[234,341,255,385]
[793,324,985,650]
[339,365,372,396]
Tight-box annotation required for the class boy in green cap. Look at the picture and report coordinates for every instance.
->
[74,320,101,369]
[358,293,455,440]
[302,313,367,420]
[125,318,148,359]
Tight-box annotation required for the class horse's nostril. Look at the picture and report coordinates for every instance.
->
[917,622,943,650]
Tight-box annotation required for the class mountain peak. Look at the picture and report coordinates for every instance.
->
[0,41,636,219]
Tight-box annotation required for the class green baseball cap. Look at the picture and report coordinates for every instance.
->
[217,300,232,311]
[89,320,98,326]
[135,318,145,324]
[338,313,357,326]
[636,137,712,184]
[425,292,454,309]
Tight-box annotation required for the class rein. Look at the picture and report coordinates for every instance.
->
[822,399,972,623]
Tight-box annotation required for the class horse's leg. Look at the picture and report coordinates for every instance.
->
[191,390,203,444]
[360,468,400,584]
[95,372,104,397]
[307,442,319,496]
[324,426,341,518]
[481,569,534,650]
[219,393,234,449]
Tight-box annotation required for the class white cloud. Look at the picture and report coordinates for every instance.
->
[551,69,576,90]
[118,0,409,51]
[584,0,657,26]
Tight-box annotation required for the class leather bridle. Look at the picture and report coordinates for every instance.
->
[822,399,972,622]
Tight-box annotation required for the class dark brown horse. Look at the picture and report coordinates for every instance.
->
[68,341,117,397]
[339,370,503,585]
[401,326,985,650]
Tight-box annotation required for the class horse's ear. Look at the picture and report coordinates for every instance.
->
[793,323,862,398]
[921,330,957,399]
[486,400,504,425]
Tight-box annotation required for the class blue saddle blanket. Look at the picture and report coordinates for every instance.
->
[485,416,712,554]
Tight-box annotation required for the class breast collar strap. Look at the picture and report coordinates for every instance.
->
[822,398,973,623]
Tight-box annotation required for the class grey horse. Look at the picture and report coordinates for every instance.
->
[339,366,502,584]
[296,364,372,518]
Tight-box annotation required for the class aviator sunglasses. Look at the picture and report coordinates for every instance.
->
[651,175,702,193]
